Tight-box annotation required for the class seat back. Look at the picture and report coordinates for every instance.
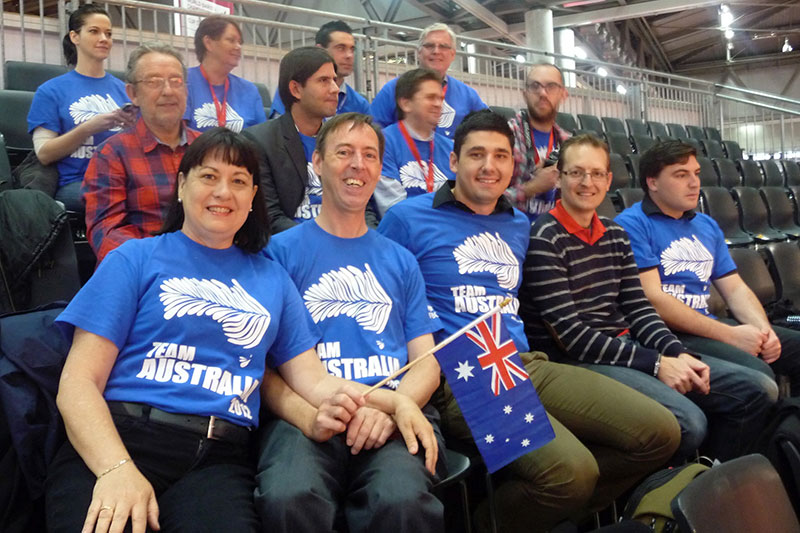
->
[761,159,785,187]
[723,140,743,161]
[647,121,669,138]
[4,60,68,91]
[686,125,706,140]
[684,137,703,155]
[704,127,723,142]
[626,154,642,184]
[606,132,632,155]
[615,188,644,209]
[253,82,272,109]
[555,112,577,134]
[0,90,35,167]
[488,106,515,121]
[732,186,787,242]
[601,116,626,135]
[596,194,617,219]
[760,187,800,235]
[701,139,726,159]
[765,241,800,304]
[577,114,603,135]
[672,454,800,533]
[608,153,631,191]
[782,160,800,186]
[738,159,764,188]
[631,134,656,154]
[712,158,742,189]
[728,248,776,306]
[666,123,689,139]
[625,118,649,137]
[697,156,718,187]
[699,187,753,246]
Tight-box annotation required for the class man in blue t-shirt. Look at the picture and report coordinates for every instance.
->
[255,112,444,533]
[615,140,800,393]
[268,20,370,119]
[379,110,681,532]
[370,23,487,139]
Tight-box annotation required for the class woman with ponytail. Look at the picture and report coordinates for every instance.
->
[27,3,135,211]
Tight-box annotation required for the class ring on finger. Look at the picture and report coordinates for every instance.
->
[99,505,114,512]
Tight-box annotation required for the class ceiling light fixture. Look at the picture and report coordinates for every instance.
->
[597,66,608,77]
[573,46,588,60]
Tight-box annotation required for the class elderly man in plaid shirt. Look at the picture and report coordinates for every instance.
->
[83,43,201,263]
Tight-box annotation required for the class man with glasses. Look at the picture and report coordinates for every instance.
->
[520,133,776,462]
[507,63,571,222]
[370,23,487,139]
[83,43,200,263]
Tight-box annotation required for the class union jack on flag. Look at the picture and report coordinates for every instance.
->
[435,312,555,473]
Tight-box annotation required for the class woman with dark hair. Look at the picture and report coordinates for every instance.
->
[184,16,266,132]
[45,128,364,533]
[27,3,136,211]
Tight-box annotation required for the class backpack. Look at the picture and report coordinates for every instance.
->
[623,462,710,532]
[750,398,800,515]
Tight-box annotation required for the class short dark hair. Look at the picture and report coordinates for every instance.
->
[278,47,336,112]
[63,4,110,66]
[316,112,385,163]
[557,133,610,171]
[315,20,353,48]
[156,128,269,253]
[638,140,698,193]
[194,16,242,62]
[453,110,514,159]
[394,68,443,120]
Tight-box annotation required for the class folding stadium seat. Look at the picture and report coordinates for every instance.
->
[626,154,641,184]
[686,125,706,140]
[647,121,669,138]
[684,137,703,155]
[723,140,743,161]
[699,187,753,246]
[701,139,726,159]
[577,114,604,136]
[253,82,272,110]
[3,60,68,91]
[666,123,689,139]
[608,153,631,191]
[626,118,649,137]
[712,158,742,189]
[489,106,516,121]
[704,127,723,142]
[574,129,603,139]
[0,90,35,167]
[764,241,800,305]
[597,194,617,219]
[555,112,577,134]
[616,188,644,210]
[631,135,656,154]
[727,250,777,310]
[761,159,785,187]
[783,160,800,186]
[738,159,764,188]
[731,186,788,243]
[697,156,718,187]
[601,117,626,135]
[790,186,800,224]
[760,187,800,239]
[606,132,632,156]
[107,69,126,83]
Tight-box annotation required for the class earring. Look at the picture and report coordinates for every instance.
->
[178,197,182,203]
[249,207,253,212]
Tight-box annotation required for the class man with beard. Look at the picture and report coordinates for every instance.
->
[506,63,571,222]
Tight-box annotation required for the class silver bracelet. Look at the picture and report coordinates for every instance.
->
[97,457,131,480]
[653,354,662,377]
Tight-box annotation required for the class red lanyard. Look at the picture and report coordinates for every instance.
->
[199,64,230,127]
[398,121,436,193]
[531,127,554,165]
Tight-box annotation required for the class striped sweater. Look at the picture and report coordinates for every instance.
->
[519,212,685,375]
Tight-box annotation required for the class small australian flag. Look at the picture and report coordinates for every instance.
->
[435,312,555,473]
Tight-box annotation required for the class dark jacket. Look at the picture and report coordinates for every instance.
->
[243,113,377,234]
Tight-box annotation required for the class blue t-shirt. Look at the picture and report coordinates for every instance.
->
[269,82,370,119]
[370,75,487,139]
[267,221,441,388]
[55,231,319,427]
[184,66,267,132]
[27,70,129,187]
[378,192,531,351]
[615,201,737,318]
[293,132,322,222]
[382,122,454,198]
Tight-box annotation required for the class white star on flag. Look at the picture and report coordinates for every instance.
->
[522,438,530,447]
[524,412,534,423]
[503,405,512,414]
[485,434,494,444]
[455,360,475,382]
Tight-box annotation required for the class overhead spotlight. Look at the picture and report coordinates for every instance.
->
[720,4,733,30]
[597,66,608,77]
[515,54,526,64]
[783,38,793,53]
[616,84,627,95]
[725,29,734,40]
[573,46,588,60]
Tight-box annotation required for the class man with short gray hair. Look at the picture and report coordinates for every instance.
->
[370,22,487,139]
[83,43,200,263]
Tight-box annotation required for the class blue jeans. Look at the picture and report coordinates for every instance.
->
[582,354,777,461]
[54,179,84,212]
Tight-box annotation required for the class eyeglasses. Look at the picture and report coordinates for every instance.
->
[526,81,563,94]
[561,169,609,181]
[134,76,185,90]
[421,42,453,52]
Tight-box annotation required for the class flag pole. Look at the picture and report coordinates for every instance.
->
[363,297,512,396]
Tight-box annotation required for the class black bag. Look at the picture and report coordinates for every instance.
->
[750,398,800,515]
[12,150,59,198]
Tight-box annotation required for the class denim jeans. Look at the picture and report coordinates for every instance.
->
[54,179,84,212]
[582,353,777,461]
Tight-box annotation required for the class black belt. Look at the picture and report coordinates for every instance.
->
[107,401,251,445]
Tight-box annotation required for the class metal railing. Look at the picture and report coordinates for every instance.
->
[2,0,800,159]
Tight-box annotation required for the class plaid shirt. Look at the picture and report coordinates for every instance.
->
[506,110,571,213]
[83,117,200,263]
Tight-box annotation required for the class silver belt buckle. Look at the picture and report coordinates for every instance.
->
[206,416,219,440]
